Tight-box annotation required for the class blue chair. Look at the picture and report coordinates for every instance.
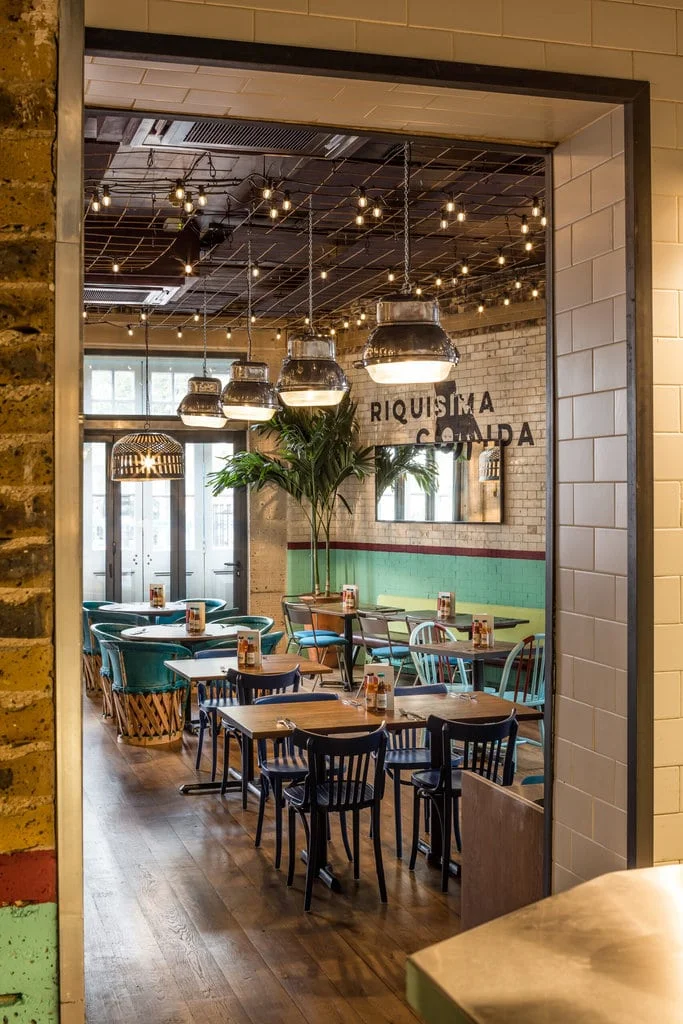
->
[211,614,274,634]
[253,691,339,868]
[207,604,238,622]
[165,598,227,624]
[81,601,115,694]
[261,630,284,655]
[281,598,338,654]
[284,601,348,686]
[409,621,470,691]
[101,639,191,746]
[90,621,145,718]
[409,713,518,893]
[84,608,146,700]
[496,634,546,751]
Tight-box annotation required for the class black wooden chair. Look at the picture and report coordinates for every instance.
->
[409,713,518,893]
[284,725,388,912]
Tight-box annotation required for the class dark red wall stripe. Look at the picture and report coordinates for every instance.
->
[287,540,545,561]
[0,849,57,905]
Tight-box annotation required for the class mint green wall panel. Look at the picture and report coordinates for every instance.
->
[0,903,58,1023]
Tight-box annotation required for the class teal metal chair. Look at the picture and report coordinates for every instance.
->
[81,601,115,694]
[496,633,546,750]
[408,621,470,691]
[165,598,227,624]
[261,630,284,655]
[207,604,239,622]
[100,639,191,746]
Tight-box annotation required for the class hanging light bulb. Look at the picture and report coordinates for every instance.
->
[101,185,111,208]
[445,196,455,214]
[269,204,279,220]
[193,310,201,323]
[440,211,449,231]
[282,191,292,212]
[320,268,328,280]
[262,181,273,200]
[127,324,134,337]
[184,262,194,275]
[304,316,310,326]
[174,179,186,201]
[330,327,336,337]
[461,262,469,276]
[276,329,282,341]
[112,322,184,481]
[531,283,540,299]
[177,328,183,338]
[435,275,443,288]
[197,186,208,208]
[503,296,511,307]
[497,250,506,266]
[521,214,529,234]
[540,205,548,227]
[477,302,485,314]
[112,261,120,273]
[356,317,362,327]
[514,278,522,290]
[456,202,466,223]
[252,264,260,278]
[357,188,368,209]
[355,212,365,227]
[82,309,88,320]
[183,193,194,214]
[226,328,232,341]
[251,314,256,324]
[360,312,367,321]
[140,311,148,323]
[525,239,533,252]
[91,190,101,213]
[531,197,541,218]
[388,269,395,283]
[276,200,349,408]
[343,318,350,329]
[178,281,227,429]
[415,285,423,296]
[361,142,459,386]
[222,237,279,422]
[372,202,383,219]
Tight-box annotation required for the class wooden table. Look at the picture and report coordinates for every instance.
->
[219,691,541,889]
[121,623,241,646]
[305,602,403,684]
[406,865,683,1024]
[106,600,196,619]
[409,639,517,691]
[388,610,530,636]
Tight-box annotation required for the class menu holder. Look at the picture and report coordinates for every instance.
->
[472,613,495,648]
[436,590,455,621]
[185,601,206,635]
[341,584,359,612]
[237,629,262,669]
[149,583,166,609]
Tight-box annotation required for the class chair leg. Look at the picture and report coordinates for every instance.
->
[286,806,296,886]
[424,797,431,835]
[210,715,220,783]
[255,775,268,849]
[453,794,462,853]
[409,787,422,871]
[304,811,319,912]
[339,812,352,861]
[195,712,206,770]
[273,777,283,870]
[441,797,452,894]
[241,737,249,809]
[371,803,387,904]
[220,730,232,795]
[393,770,403,859]
[352,810,360,879]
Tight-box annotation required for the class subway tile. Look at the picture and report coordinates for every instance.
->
[574,482,615,528]
[85,0,148,30]
[572,392,615,439]
[614,574,627,622]
[452,32,546,68]
[558,567,574,611]
[553,864,582,893]
[654,529,683,575]
[558,482,574,525]
[591,155,625,213]
[572,657,616,712]
[655,624,683,672]
[614,761,627,812]
[614,482,627,530]
[654,338,683,386]
[654,481,681,528]
[654,766,680,815]
[571,298,614,351]
[502,0,591,44]
[611,108,625,156]
[573,570,615,618]
[594,527,627,575]
[593,0,677,53]
[613,201,625,250]
[558,610,596,661]
[655,577,681,625]
[553,821,572,871]
[593,616,627,671]
[634,52,683,102]
[593,341,627,392]
[652,102,678,150]
[653,242,683,291]
[572,208,613,264]
[558,659,573,699]
[556,349,593,397]
[653,195,678,243]
[655,718,683,767]
[613,390,627,437]
[613,293,626,342]
[85,62,146,84]
[555,736,572,784]
[255,10,354,47]
[314,0,404,23]
[558,525,594,571]
[356,21,453,59]
[653,291,680,338]
[151,2,255,40]
[556,695,594,748]
[654,813,683,863]
[614,669,628,718]
[408,0,501,33]
[554,781,593,836]
[654,671,682,719]
[593,797,627,860]
[654,434,683,482]
[554,174,592,231]
[556,262,593,313]
[555,311,572,354]
[555,225,572,271]
[571,745,616,803]
[569,114,612,178]
[558,439,594,483]
[594,709,627,764]
[553,140,572,188]
[594,435,627,482]
[652,147,683,195]
[545,41,633,78]
[592,247,626,302]
[558,397,573,440]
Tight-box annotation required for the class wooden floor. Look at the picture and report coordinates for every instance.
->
[83,694,466,1024]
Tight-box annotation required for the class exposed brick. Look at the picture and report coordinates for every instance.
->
[0,592,52,639]
[0,539,53,586]
[0,643,53,694]
[0,238,54,282]
[0,750,53,800]
[0,441,53,487]
[0,490,52,538]
[0,802,54,854]
[0,332,53,384]
[0,695,53,746]
[0,383,53,433]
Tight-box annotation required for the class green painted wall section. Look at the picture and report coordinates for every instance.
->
[287,547,546,609]
[0,902,58,1023]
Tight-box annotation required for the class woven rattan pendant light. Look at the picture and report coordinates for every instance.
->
[111,322,185,481]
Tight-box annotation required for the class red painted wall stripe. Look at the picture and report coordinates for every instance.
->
[0,849,57,906]
[287,540,545,561]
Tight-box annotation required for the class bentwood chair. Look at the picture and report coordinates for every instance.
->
[356,611,411,685]
[409,713,518,892]
[409,621,471,691]
[284,725,388,911]
[496,634,546,748]
[100,639,191,746]
[253,691,339,868]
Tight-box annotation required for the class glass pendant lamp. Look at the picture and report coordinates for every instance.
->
[177,283,227,428]
[221,237,279,422]
[276,200,349,408]
[360,142,459,385]
[111,323,185,480]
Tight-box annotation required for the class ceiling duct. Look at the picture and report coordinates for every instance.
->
[83,285,181,306]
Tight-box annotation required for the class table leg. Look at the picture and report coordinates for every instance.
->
[180,730,258,798]
[472,659,485,691]
[343,618,354,691]
[300,812,342,892]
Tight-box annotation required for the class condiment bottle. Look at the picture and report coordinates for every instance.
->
[376,672,387,711]
[246,637,256,667]
[472,620,481,648]
[365,672,378,711]
[238,635,247,668]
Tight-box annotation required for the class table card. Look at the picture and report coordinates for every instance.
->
[149,583,166,608]
[237,629,262,669]
[472,613,494,648]
[362,663,394,711]
[341,584,359,611]
[437,591,455,620]
[186,601,206,635]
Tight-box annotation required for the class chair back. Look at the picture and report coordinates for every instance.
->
[82,602,115,652]
[100,640,191,693]
[356,611,391,646]
[206,605,238,622]
[90,622,135,677]
[293,725,387,813]
[426,713,518,790]
[233,667,301,705]
[284,601,315,630]
[87,610,147,657]
[498,634,545,706]
[164,598,227,623]
[409,622,469,689]
[194,647,236,661]
[253,691,338,764]
[389,684,448,749]
[213,615,274,634]
[261,630,284,655]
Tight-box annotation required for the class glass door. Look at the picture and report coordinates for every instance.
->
[83,442,108,601]
[119,479,172,602]
[184,441,241,608]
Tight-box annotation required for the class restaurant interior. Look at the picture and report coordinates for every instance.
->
[77,49,625,1023]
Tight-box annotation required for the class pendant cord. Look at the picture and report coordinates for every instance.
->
[144,321,150,427]
[308,198,314,330]
[403,140,411,294]
[247,234,253,361]
[202,279,208,377]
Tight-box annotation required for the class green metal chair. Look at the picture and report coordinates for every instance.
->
[165,599,227,624]
[81,601,115,694]
[100,639,191,746]
[211,615,274,634]
[496,633,546,751]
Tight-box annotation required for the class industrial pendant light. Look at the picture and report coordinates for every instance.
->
[276,200,349,408]
[221,236,279,422]
[360,142,459,385]
[111,323,185,481]
[177,282,227,428]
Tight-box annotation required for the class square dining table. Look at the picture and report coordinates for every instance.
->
[304,602,404,686]
[409,639,517,691]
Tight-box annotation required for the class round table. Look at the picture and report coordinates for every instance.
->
[121,623,240,644]
[106,601,192,618]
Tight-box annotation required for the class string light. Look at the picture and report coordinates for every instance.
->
[183,193,194,214]
[524,239,533,252]
[388,269,395,283]
[112,261,120,273]
[540,205,548,227]
[329,327,336,336]
[174,180,185,201]
[415,285,423,296]
[140,312,148,323]
[184,262,194,275]
[282,191,292,212]
[304,316,310,326]
[372,202,382,219]
[82,309,88,320]
[521,214,529,234]
[320,268,328,280]
[355,212,364,226]
[360,312,367,321]
[251,314,256,324]
[531,283,540,299]
[177,328,183,338]
[269,204,279,220]
[193,310,200,322]
[514,278,522,290]
[435,275,443,288]
[503,296,511,306]
[226,328,232,340]
[531,197,541,217]
[252,264,260,278]
[262,181,273,200]
[445,196,455,214]
[197,186,207,208]
[461,262,469,276]
[456,203,466,223]
[440,211,449,230]
[101,185,111,208]
[357,188,368,209]
[91,191,101,213]
[477,302,485,314]
[127,324,134,337]
[276,329,282,341]
[356,317,362,327]
[343,318,350,329]
[497,249,506,266]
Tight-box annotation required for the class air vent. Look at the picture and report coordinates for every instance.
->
[83,285,180,306]
[129,118,361,159]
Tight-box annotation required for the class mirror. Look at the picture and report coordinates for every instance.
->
[375,442,503,524]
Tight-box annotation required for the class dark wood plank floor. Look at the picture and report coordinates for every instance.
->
[83,695,464,1024]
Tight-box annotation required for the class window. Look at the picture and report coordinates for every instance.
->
[83,354,234,416]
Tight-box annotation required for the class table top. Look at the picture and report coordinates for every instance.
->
[406,865,683,1024]
[164,653,333,681]
[410,639,517,660]
[394,610,530,631]
[122,623,240,644]
[106,601,190,618]
[217,690,540,740]
[305,602,403,619]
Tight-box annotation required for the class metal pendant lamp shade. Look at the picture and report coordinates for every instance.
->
[361,141,459,385]
[111,431,185,480]
[362,293,459,384]
[222,359,278,421]
[178,375,227,427]
[277,330,349,407]
[479,445,501,482]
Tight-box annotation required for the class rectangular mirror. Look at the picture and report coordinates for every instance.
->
[375,442,503,524]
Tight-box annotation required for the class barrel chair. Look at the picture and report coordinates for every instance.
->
[100,639,192,747]
[164,598,227,624]
[90,622,141,719]
[81,601,114,696]
[85,609,147,704]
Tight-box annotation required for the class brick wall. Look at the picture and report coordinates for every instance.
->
[0,0,59,1018]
